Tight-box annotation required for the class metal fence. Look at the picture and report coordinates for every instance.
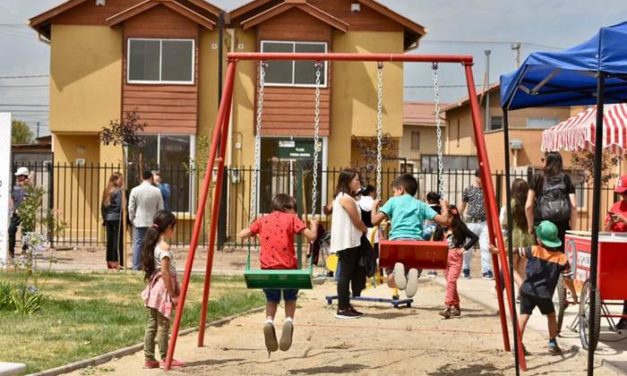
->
[9,162,619,249]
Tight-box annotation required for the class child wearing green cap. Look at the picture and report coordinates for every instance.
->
[491,220,573,355]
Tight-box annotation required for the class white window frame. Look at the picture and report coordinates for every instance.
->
[260,40,328,88]
[526,117,559,129]
[127,38,195,85]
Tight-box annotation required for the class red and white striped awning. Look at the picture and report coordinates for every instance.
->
[541,103,627,155]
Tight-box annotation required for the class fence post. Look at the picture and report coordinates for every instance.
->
[47,161,54,247]
[495,171,503,209]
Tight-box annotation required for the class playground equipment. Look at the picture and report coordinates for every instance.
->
[164,52,526,371]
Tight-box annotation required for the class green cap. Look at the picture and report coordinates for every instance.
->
[535,220,562,249]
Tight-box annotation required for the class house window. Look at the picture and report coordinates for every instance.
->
[261,41,327,87]
[127,134,196,213]
[127,39,194,84]
[490,116,503,130]
[527,117,559,129]
[410,131,420,150]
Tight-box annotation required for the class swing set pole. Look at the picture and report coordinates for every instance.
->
[464,64,527,371]
[164,61,237,371]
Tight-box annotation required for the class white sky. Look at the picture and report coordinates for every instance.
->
[2,0,627,136]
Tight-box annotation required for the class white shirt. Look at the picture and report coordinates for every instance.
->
[330,192,362,253]
[128,181,164,228]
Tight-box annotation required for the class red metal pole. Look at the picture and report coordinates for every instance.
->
[464,64,527,371]
[197,68,235,346]
[229,52,473,64]
[164,61,237,370]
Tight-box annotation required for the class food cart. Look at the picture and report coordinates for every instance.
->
[556,231,627,350]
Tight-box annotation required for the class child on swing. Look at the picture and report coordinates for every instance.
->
[433,205,478,318]
[372,174,449,297]
[239,194,317,354]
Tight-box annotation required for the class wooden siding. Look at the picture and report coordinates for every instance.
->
[257,8,331,137]
[51,0,145,26]
[309,0,403,32]
[122,6,200,134]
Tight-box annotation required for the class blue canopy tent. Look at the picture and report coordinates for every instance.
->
[500,21,627,376]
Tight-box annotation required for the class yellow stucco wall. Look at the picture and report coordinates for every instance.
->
[329,31,404,167]
[197,28,223,158]
[50,25,122,140]
[401,124,440,167]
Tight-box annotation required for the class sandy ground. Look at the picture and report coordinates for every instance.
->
[64,278,618,376]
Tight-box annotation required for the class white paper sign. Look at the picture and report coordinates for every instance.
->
[0,113,12,264]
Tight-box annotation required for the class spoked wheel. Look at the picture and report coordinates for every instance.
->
[556,274,568,335]
[579,280,601,351]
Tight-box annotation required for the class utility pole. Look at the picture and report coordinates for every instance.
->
[484,50,491,131]
[36,122,40,139]
[511,43,522,68]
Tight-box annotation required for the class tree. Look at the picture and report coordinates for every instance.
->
[11,120,33,144]
[571,150,620,185]
[352,133,395,184]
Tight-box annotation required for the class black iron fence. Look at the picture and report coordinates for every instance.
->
[9,162,619,249]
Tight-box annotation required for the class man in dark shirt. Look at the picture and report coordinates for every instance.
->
[460,169,492,279]
[8,167,30,258]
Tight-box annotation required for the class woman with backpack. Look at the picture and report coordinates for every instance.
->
[525,152,577,252]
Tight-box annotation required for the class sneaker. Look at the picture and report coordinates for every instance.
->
[159,359,185,369]
[617,319,627,330]
[405,268,419,298]
[144,360,160,369]
[427,270,437,279]
[335,309,362,319]
[348,306,364,316]
[279,320,293,351]
[450,306,461,317]
[263,322,279,352]
[439,307,451,319]
[393,263,407,290]
[463,269,471,279]
[548,341,562,355]
[482,271,494,280]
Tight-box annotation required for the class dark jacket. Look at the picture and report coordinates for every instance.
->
[101,190,123,222]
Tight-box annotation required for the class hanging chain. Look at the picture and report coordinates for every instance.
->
[250,61,266,223]
[376,62,384,199]
[311,62,322,218]
[432,63,444,197]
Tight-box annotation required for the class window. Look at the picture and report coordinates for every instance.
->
[127,134,195,213]
[261,41,327,87]
[410,131,420,150]
[128,39,194,84]
[527,117,559,129]
[490,116,503,130]
[421,155,478,171]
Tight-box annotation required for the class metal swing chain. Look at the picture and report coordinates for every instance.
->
[250,61,266,223]
[311,62,322,218]
[432,63,444,197]
[376,62,384,199]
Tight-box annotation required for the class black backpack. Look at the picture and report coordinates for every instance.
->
[538,173,571,223]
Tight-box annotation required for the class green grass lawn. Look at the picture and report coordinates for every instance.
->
[0,271,264,373]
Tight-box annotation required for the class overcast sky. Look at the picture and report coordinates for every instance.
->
[2,0,627,136]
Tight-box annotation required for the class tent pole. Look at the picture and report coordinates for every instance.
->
[587,72,605,376]
[502,108,520,376]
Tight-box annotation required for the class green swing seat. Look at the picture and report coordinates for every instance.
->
[244,241,314,290]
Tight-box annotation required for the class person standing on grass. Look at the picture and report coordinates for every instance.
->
[129,171,164,270]
[239,194,317,354]
[141,210,183,369]
[330,168,368,319]
[8,167,31,259]
[460,169,492,280]
[604,175,627,330]
[101,172,125,270]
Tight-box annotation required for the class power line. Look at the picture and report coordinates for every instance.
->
[422,39,563,50]
[0,84,48,88]
[0,74,49,79]
[0,104,48,107]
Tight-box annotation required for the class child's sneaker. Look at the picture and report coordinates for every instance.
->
[161,359,185,369]
[393,263,407,289]
[439,307,451,319]
[144,360,160,369]
[405,268,419,298]
[279,320,293,351]
[450,306,461,317]
[427,270,437,278]
[348,305,364,316]
[482,271,494,280]
[335,309,362,319]
[462,269,471,279]
[548,340,561,355]
[263,322,279,352]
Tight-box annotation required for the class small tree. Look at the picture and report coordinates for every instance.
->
[571,150,620,185]
[11,120,33,144]
[352,133,395,184]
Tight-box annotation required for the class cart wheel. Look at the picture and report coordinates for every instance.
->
[556,274,568,334]
[579,280,601,351]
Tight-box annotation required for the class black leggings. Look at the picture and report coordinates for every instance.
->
[105,220,124,265]
[337,246,363,310]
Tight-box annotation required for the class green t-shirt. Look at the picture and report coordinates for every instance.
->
[380,194,437,240]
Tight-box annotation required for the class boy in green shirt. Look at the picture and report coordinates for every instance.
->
[373,174,449,297]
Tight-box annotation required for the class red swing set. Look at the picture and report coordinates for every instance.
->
[164,52,528,371]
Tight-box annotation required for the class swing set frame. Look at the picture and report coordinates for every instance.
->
[164,52,527,372]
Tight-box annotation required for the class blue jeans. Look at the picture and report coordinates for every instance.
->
[133,227,148,271]
[463,221,492,274]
